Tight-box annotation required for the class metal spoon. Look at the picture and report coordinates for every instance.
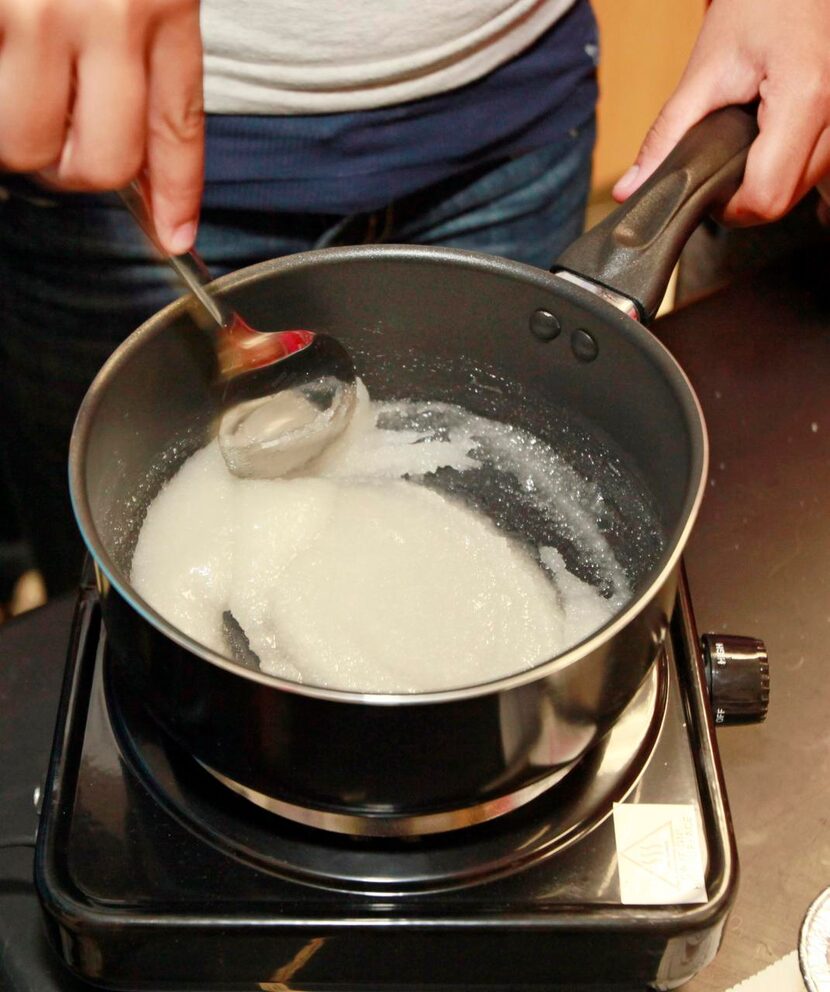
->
[118,182,357,478]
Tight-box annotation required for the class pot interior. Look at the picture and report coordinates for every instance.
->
[72,246,704,683]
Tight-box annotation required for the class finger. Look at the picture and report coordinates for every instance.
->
[53,16,148,190]
[145,2,204,254]
[611,70,725,203]
[723,85,830,224]
[611,3,763,205]
[0,11,72,172]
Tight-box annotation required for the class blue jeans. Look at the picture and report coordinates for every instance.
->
[0,119,594,592]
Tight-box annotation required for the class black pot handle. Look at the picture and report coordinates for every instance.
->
[554,105,759,321]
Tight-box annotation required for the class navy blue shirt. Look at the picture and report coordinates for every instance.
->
[203,0,598,215]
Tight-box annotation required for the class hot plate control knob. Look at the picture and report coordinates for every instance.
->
[700,634,770,726]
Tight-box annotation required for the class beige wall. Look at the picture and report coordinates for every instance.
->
[591,0,705,193]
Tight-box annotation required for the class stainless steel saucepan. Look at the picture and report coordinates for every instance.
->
[69,106,758,836]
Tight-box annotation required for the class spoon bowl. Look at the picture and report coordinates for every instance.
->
[118,183,357,478]
[217,327,357,477]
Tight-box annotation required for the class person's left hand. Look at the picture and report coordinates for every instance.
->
[612,0,830,226]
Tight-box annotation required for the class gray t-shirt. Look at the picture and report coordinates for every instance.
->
[201,0,577,113]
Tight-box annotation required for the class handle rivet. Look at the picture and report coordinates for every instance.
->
[571,328,598,362]
[530,310,561,341]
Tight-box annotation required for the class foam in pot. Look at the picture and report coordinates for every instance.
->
[131,381,655,692]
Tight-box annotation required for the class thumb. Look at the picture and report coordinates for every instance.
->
[612,74,722,202]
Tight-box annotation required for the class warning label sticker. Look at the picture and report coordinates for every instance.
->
[613,803,707,905]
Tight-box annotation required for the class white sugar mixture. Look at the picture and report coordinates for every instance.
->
[131,383,631,692]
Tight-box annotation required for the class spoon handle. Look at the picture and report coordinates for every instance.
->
[117,181,235,330]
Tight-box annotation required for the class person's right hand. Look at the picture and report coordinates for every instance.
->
[0,0,204,253]
[611,0,830,229]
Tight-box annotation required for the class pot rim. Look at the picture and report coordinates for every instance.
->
[69,243,709,706]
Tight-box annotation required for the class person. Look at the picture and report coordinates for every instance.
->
[0,0,828,596]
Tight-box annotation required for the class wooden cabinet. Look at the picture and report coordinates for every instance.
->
[591,0,705,193]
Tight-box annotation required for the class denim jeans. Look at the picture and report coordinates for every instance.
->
[0,119,594,593]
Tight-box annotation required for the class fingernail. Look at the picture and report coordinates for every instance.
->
[57,134,76,177]
[613,164,640,197]
[166,220,197,255]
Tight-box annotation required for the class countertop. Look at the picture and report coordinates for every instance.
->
[656,248,830,991]
[0,245,828,991]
